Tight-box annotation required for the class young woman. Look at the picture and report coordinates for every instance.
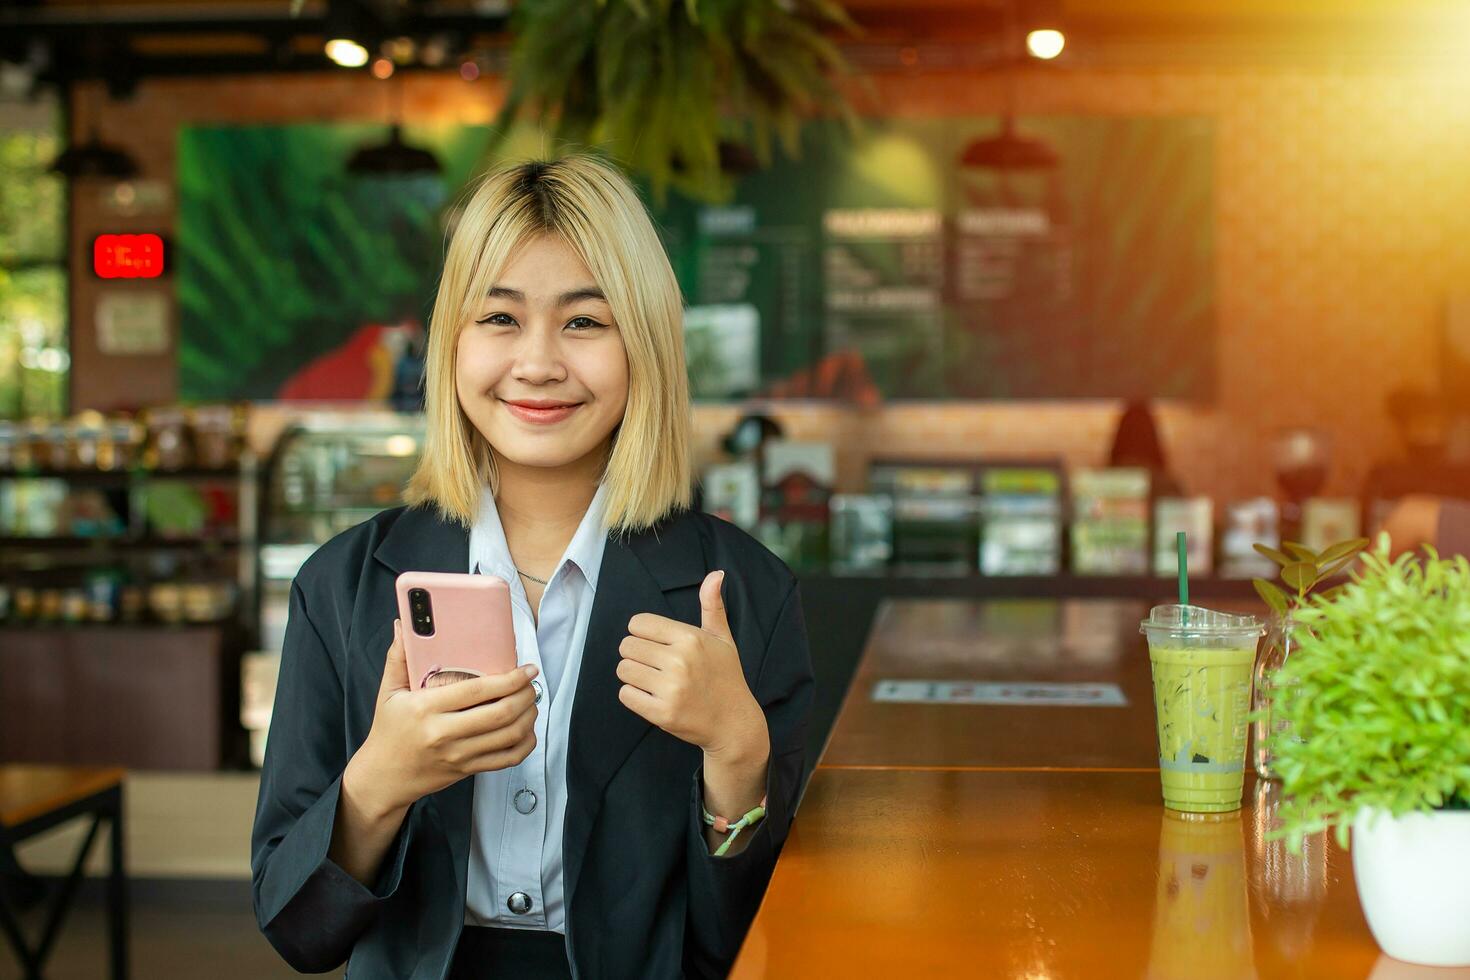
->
[251,156,814,979]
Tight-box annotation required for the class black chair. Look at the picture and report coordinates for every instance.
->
[0,766,128,980]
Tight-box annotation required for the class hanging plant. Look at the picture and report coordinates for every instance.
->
[499,0,860,201]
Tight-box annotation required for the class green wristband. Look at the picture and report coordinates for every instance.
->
[702,797,768,857]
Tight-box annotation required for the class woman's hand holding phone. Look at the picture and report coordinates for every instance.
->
[347,619,539,816]
[330,620,537,890]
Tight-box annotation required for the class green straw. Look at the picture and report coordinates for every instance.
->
[1177,530,1190,607]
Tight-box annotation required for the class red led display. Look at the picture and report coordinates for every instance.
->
[93,233,166,279]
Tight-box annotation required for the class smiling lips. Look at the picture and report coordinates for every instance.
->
[502,399,583,424]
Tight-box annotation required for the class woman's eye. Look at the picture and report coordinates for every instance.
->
[566,316,605,331]
[476,312,515,326]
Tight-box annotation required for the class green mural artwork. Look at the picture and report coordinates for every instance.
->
[176,115,1214,403]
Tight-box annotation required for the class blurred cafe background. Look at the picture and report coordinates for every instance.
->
[3,0,1470,977]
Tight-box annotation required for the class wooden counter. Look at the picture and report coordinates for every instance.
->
[733,598,1434,979]
[818,599,1161,770]
[734,769,1408,979]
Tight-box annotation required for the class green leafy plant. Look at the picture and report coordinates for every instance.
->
[1251,537,1369,617]
[500,0,860,202]
[1264,536,1470,852]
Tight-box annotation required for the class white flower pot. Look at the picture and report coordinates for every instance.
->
[1353,807,1470,966]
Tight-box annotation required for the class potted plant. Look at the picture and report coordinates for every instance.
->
[1264,538,1470,966]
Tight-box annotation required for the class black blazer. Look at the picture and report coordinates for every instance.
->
[250,502,814,979]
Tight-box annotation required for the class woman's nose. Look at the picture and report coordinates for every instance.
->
[511,324,566,382]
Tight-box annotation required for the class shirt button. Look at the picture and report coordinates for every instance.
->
[531,679,543,704]
[507,892,533,915]
[513,788,538,815]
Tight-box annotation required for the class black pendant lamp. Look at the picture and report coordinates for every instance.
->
[960,115,1057,171]
[669,139,761,178]
[49,128,140,179]
[348,72,441,176]
[346,123,441,175]
[49,0,141,180]
[960,0,1059,173]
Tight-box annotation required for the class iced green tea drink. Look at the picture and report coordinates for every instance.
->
[1140,605,1264,813]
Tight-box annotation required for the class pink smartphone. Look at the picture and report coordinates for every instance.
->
[394,571,518,691]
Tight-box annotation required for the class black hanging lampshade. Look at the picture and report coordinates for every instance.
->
[716,140,760,176]
[960,115,1057,171]
[346,124,441,176]
[669,139,761,178]
[49,131,140,179]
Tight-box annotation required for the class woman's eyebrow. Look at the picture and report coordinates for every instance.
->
[483,286,606,305]
[557,286,607,305]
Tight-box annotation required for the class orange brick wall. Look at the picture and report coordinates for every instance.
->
[69,63,1470,500]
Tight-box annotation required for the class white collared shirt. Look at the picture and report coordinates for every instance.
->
[463,479,610,933]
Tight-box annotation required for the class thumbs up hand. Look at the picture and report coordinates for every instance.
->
[616,570,768,762]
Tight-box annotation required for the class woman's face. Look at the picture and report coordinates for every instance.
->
[456,232,630,472]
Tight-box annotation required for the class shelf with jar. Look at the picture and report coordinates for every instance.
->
[0,403,259,635]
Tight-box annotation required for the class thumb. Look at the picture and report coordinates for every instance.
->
[699,570,733,644]
[380,619,410,700]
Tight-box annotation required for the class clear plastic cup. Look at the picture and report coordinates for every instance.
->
[1140,604,1264,813]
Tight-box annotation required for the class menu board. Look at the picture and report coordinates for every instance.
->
[650,115,1215,401]
[866,462,978,569]
[1153,497,1215,577]
[1301,498,1361,553]
[980,467,1063,575]
[1070,468,1152,575]
[822,208,945,396]
[660,203,816,397]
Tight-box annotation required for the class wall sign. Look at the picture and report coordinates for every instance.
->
[98,180,173,217]
[93,233,168,279]
[96,291,170,355]
[872,679,1128,707]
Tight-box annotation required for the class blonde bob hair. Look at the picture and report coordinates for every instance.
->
[403,154,692,536]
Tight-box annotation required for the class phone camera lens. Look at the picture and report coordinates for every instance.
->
[409,588,435,637]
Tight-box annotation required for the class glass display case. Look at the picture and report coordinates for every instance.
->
[248,411,424,765]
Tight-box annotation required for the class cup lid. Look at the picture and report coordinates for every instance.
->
[1139,603,1264,637]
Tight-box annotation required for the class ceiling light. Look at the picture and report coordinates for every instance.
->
[326,38,369,67]
[1026,28,1065,60]
[323,0,377,68]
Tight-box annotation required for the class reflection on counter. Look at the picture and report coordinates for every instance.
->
[857,598,1143,671]
[1148,809,1255,980]
[1250,780,1328,965]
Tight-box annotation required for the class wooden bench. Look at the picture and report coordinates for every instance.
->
[0,765,128,980]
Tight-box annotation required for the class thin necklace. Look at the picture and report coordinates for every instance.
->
[516,567,549,586]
